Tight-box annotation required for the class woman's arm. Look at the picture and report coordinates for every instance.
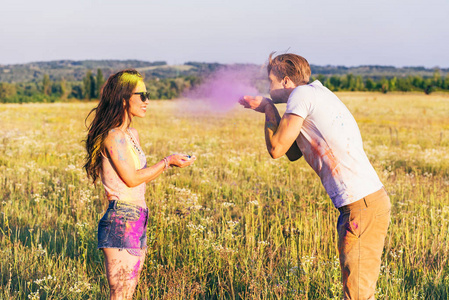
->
[103,129,195,187]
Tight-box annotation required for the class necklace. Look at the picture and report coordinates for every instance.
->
[125,128,144,156]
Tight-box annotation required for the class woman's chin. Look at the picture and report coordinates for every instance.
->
[134,112,146,118]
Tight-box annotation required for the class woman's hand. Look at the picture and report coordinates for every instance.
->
[239,96,272,113]
[166,154,196,168]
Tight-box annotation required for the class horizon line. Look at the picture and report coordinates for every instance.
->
[0,58,448,70]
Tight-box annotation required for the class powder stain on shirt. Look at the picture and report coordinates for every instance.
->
[309,138,340,177]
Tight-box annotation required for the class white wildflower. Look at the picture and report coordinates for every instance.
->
[33,194,41,203]
[227,220,239,228]
[27,290,40,300]
[65,164,76,171]
[247,200,259,206]
[187,223,206,233]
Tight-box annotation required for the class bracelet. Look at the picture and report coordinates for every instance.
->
[163,157,169,170]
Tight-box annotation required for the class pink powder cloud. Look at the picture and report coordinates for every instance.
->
[183,65,264,112]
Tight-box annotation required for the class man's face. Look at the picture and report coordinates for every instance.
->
[268,71,287,103]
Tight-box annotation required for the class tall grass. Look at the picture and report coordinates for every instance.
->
[1,92,449,299]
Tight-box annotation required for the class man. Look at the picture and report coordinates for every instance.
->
[239,52,391,300]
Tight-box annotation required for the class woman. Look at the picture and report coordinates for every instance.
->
[84,69,195,299]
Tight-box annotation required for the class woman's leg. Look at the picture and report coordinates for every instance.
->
[103,248,146,300]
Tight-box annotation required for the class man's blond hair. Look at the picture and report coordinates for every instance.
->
[267,52,311,86]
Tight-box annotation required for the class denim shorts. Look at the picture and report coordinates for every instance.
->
[97,200,149,255]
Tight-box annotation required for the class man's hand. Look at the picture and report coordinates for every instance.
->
[239,95,272,113]
[239,94,303,161]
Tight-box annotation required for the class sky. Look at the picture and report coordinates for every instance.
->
[1,0,448,68]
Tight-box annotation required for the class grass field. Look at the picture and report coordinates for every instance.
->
[1,92,449,299]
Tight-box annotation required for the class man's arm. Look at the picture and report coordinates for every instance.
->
[285,140,302,161]
[239,95,303,160]
[264,102,304,160]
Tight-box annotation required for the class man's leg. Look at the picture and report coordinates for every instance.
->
[337,189,391,299]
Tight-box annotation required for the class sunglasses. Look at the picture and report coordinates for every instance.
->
[133,92,150,102]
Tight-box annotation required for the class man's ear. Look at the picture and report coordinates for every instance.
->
[283,76,293,87]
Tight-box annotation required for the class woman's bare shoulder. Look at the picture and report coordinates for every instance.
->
[104,128,126,147]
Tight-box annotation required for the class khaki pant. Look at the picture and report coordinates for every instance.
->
[337,188,391,300]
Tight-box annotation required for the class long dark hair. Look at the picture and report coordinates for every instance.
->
[83,69,143,183]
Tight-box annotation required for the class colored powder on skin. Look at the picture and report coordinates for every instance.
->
[116,147,126,162]
[182,65,266,113]
[129,259,141,280]
[114,133,128,161]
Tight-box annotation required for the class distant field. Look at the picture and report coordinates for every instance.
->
[1,92,449,299]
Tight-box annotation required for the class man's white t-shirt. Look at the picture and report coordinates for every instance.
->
[285,80,383,208]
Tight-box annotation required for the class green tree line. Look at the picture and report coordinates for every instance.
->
[1,69,449,103]
[0,69,202,103]
[313,70,449,94]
